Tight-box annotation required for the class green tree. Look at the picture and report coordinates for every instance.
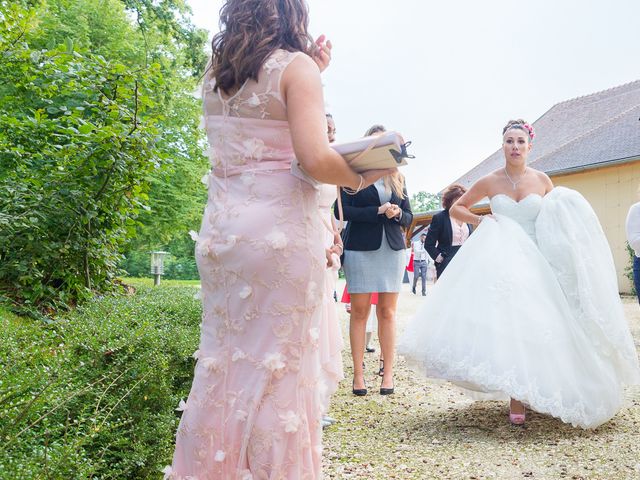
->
[0,0,208,313]
[410,191,442,213]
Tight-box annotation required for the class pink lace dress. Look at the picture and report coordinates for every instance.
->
[165,50,331,480]
[318,185,344,409]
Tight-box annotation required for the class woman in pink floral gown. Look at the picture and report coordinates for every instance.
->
[164,1,393,478]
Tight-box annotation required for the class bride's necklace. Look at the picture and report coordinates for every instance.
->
[504,167,528,190]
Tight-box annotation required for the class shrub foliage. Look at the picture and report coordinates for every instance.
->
[0,284,201,478]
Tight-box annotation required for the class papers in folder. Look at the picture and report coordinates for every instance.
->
[330,131,410,173]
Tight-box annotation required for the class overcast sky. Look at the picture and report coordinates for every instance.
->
[187,0,640,193]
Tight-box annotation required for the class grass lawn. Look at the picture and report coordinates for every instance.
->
[121,277,201,288]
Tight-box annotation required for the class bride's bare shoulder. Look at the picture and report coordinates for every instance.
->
[530,168,554,192]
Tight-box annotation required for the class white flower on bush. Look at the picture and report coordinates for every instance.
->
[232,348,247,362]
[279,410,301,433]
[189,230,199,242]
[193,290,202,301]
[214,450,226,462]
[265,229,288,250]
[192,349,201,360]
[262,352,286,372]
[201,171,210,186]
[239,286,252,299]
[175,399,188,412]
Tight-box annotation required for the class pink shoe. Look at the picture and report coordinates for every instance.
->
[509,408,526,426]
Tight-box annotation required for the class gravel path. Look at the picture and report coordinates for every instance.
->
[322,280,640,479]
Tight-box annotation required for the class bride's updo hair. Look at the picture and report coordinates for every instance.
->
[210,0,314,94]
[502,119,536,142]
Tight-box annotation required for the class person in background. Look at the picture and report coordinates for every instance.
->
[326,113,336,143]
[406,247,414,286]
[319,113,343,429]
[412,233,428,295]
[625,189,640,303]
[342,288,379,353]
[337,124,413,396]
[425,184,472,279]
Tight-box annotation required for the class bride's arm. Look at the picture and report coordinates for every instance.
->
[542,171,554,194]
[450,177,490,226]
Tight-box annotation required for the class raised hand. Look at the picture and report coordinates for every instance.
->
[312,35,332,72]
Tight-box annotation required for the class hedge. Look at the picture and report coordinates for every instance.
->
[0,283,201,478]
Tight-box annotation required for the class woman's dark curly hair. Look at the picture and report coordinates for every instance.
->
[210,0,314,94]
[442,184,467,210]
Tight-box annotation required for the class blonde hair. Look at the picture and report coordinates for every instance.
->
[363,124,406,198]
[384,172,406,199]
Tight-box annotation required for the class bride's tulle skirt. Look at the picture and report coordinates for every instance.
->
[398,189,639,429]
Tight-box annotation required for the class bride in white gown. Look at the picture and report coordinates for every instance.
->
[399,119,640,428]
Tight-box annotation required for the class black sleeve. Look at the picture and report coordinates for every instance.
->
[425,213,442,260]
[334,189,384,223]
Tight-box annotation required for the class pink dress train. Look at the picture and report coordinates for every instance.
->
[164,50,334,480]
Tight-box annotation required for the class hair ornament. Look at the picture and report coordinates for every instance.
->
[522,123,536,141]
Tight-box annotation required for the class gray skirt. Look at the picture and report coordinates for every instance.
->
[343,234,406,294]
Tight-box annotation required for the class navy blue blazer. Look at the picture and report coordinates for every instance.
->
[425,209,473,270]
[335,184,413,251]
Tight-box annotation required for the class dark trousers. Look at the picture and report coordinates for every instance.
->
[634,255,640,304]
[413,260,427,294]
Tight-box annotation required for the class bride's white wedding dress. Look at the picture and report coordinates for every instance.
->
[398,187,640,428]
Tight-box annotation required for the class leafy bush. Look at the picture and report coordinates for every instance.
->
[625,242,637,296]
[0,20,164,314]
[0,1,208,315]
[0,285,201,478]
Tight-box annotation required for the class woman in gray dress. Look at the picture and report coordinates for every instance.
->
[339,125,413,396]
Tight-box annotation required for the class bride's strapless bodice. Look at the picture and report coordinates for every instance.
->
[489,194,542,242]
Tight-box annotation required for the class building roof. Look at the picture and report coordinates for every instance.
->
[453,80,640,187]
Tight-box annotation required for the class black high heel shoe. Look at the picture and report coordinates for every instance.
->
[380,386,394,395]
[380,382,394,395]
[352,379,367,396]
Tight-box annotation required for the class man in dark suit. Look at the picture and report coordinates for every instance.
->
[425,184,472,279]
